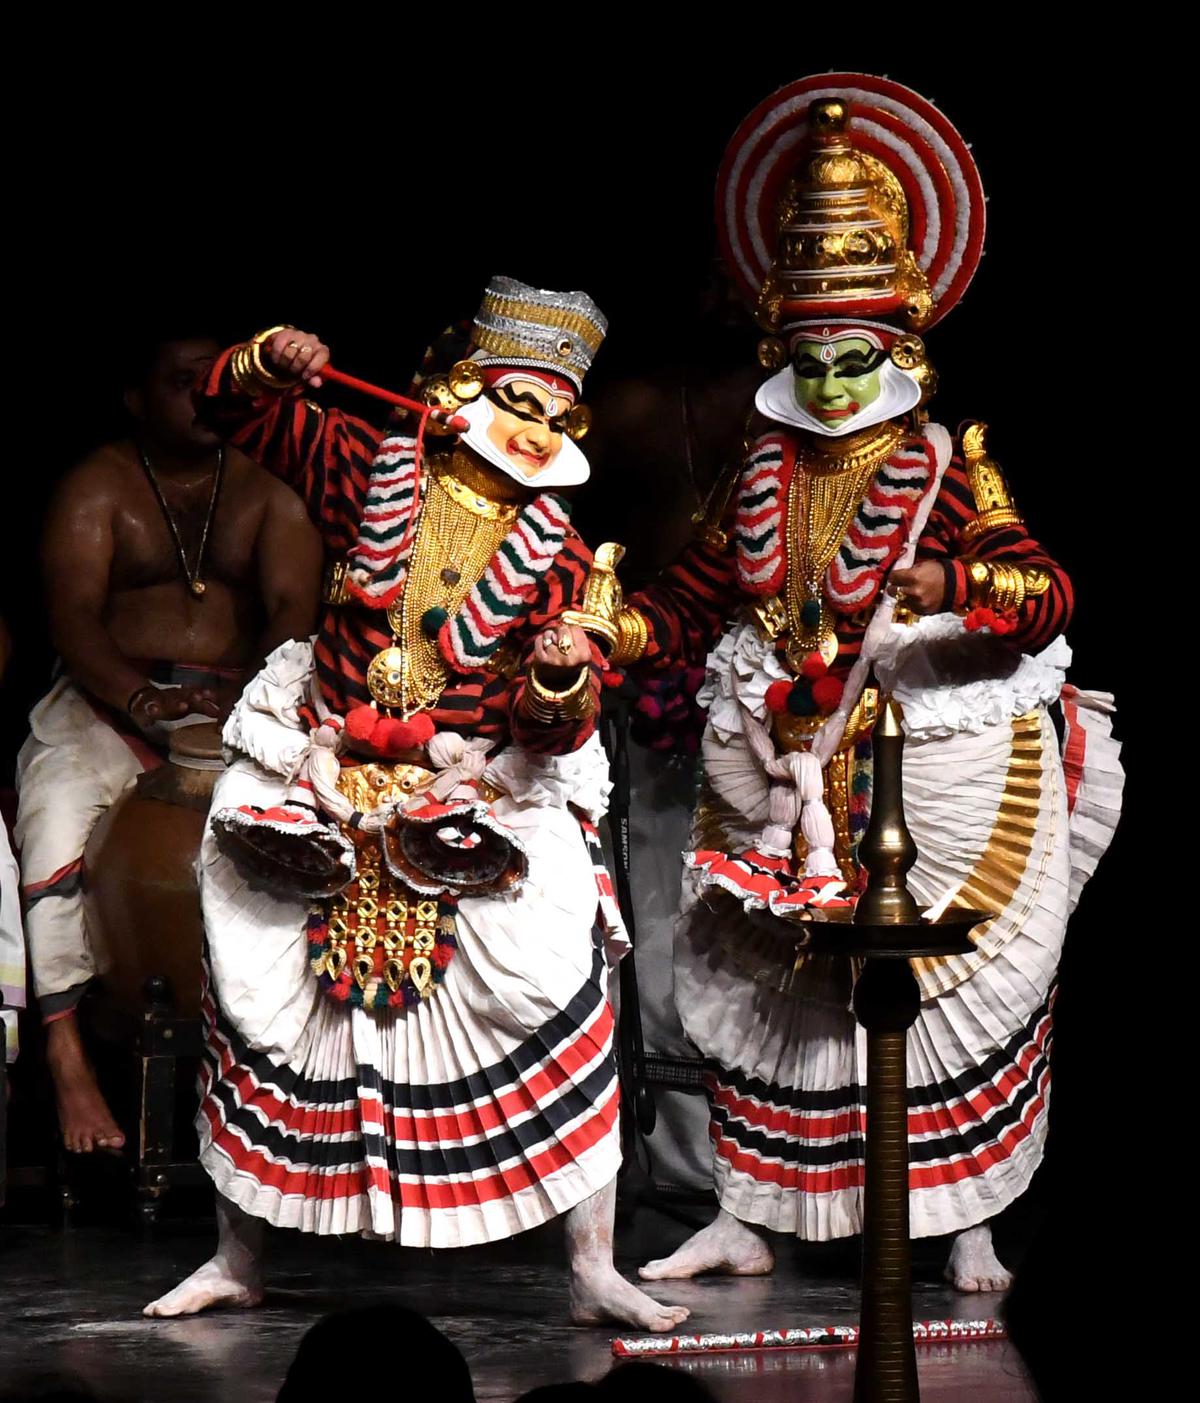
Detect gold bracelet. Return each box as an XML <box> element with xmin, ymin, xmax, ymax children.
<box><xmin>965</xmin><ymin>560</ymin><xmax>1030</xmax><ymax>614</ymax></box>
<box><xmin>519</xmin><ymin>664</ymin><xmax>593</xmax><ymax>724</ymax></box>
<box><xmin>610</xmin><ymin>606</ymin><xmax>650</xmax><ymax>666</ymax></box>
<box><xmin>249</xmin><ymin>324</ymin><xmax>300</xmax><ymax>390</ymax></box>
<box><xmin>229</xmin><ymin>342</ymin><xmax>267</xmax><ymax>396</ymax></box>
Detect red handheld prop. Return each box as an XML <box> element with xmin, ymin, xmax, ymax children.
<box><xmin>320</xmin><ymin>364</ymin><xmax>470</xmax><ymax>435</ymax></box>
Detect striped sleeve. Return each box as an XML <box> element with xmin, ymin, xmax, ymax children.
<box><xmin>627</xmin><ymin>535</ymin><xmax>738</xmax><ymax>671</ymax></box>
<box><xmin>195</xmin><ymin>346</ymin><xmax>383</xmax><ymax>549</ymax></box>
<box><xmin>918</xmin><ymin>455</ymin><xmax>1074</xmax><ymax>651</ymax></box>
<box><xmin>508</xmin><ymin>528</ymin><xmax>603</xmax><ymax>755</ymax></box>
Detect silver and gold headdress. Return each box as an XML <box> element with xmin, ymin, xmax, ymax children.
<box><xmin>470</xmin><ymin>276</ymin><xmax>607</xmax><ymax>393</ymax></box>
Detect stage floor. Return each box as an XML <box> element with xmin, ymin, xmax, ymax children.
<box><xmin>0</xmin><ymin>1212</ymin><xmax>1035</xmax><ymax>1402</ymax></box>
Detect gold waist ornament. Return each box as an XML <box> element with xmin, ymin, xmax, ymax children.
<box><xmin>366</xmin><ymin>453</ymin><xmax>520</xmax><ymax>716</ymax></box>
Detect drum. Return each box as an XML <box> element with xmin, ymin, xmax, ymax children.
<box><xmin>83</xmin><ymin>722</ymin><xmax>224</xmax><ymax>1020</ymax></box>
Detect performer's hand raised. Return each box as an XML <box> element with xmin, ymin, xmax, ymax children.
<box><xmin>263</xmin><ymin>329</ymin><xmax>329</xmax><ymax>387</ymax></box>
<box><xmin>886</xmin><ymin>562</ymin><xmax>946</xmax><ymax>615</ymax></box>
<box><xmin>532</xmin><ymin>623</ymin><xmax>591</xmax><ymax>676</ymax></box>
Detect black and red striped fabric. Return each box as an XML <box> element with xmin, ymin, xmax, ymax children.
<box><xmin>631</xmin><ymin>430</ymin><xmax>1072</xmax><ymax>676</ymax></box>
<box><xmin>196</xmin><ymin>349</ymin><xmax>600</xmax><ymax>755</ymax></box>
<box><xmin>705</xmin><ymin>983</ymin><xmax>1053</xmax><ymax>1202</ymax></box>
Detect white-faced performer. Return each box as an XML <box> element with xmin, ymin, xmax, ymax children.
<box><xmin>143</xmin><ymin>280</ymin><xmax>690</xmax><ymax>1333</ymax></box>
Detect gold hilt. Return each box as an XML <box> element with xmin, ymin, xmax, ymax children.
<box><xmin>561</xmin><ymin>542</ymin><xmax>627</xmax><ymax>652</ymax></box>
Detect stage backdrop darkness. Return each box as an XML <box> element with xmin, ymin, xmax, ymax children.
<box><xmin>9</xmin><ymin>49</ymin><xmax>1143</xmax><ymax>1329</ymax></box>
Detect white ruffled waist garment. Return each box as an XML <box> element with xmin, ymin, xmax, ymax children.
<box><xmin>196</xmin><ymin>640</ymin><xmax>627</xmax><ymax>1248</ymax></box>
<box><xmin>674</xmin><ymin>612</ymin><xmax>1123</xmax><ymax>1240</ymax></box>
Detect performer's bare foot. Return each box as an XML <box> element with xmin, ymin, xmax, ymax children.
<box><xmin>944</xmin><ymin>1224</ymin><xmax>1012</xmax><ymax>1293</ymax></box>
<box><xmin>144</xmin><ymin>1196</ymin><xmax>264</xmax><ymax>1317</ymax></box>
<box><xmin>570</xmin><ymin>1262</ymin><xmax>690</xmax><ymax>1333</ymax></box>
<box><xmin>565</xmin><ymin>1178</ymin><xmax>689</xmax><ymax>1332</ymax></box>
<box><xmin>638</xmin><ymin>1207</ymin><xmax>775</xmax><ymax>1281</ymax></box>
<box><xmin>45</xmin><ymin>1014</ymin><xmax>125</xmax><ymax>1154</ymax></box>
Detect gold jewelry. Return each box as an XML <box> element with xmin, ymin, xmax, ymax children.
<box><xmin>370</xmin><ymin>454</ymin><xmax>516</xmax><ymax>715</ymax></box>
<box><xmin>249</xmin><ymin>324</ymin><xmax>300</xmax><ymax>390</ymax></box>
<box><xmin>557</xmin><ymin>632</ymin><xmax>573</xmax><ymax>653</ymax></box>
<box><xmin>964</xmin><ymin>560</ymin><xmax>1048</xmax><ymax>614</ymax></box>
<box><xmin>520</xmin><ymin>664</ymin><xmax>593</xmax><ymax>724</ymax></box>
<box><xmin>610</xmin><ymin>606</ymin><xmax>649</xmax><ymax>666</ymax></box>
<box><xmin>960</xmin><ymin>424</ymin><xmax>1023</xmax><ymax>545</ymax></box>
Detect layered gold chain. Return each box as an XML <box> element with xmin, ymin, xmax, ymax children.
<box><xmin>367</xmin><ymin>453</ymin><xmax>519</xmax><ymax>716</ymax></box>
<box><xmin>783</xmin><ymin>422</ymin><xmax>905</xmax><ymax>668</ymax></box>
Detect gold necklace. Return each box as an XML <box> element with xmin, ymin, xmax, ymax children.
<box><xmin>366</xmin><ymin>455</ymin><xmax>522</xmax><ymax>717</ymax></box>
<box><xmin>784</xmin><ymin>424</ymin><xmax>903</xmax><ymax>670</ymax></box>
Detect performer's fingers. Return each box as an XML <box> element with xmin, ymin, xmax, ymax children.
<box><xmin>302</xmin><ymin>345</ymin><xmax>330</xmax><ymax>383</ymax></box>
<box><xmin>268</xmin><ymin>330</ymin><xmax>296</xmax><ymax>367</ymax></box>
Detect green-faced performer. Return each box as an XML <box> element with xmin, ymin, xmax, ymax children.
<box><xmin>610</xmin><ymin>76</ymin><xmax>1123</xmax><ymax>1292</ymax></box>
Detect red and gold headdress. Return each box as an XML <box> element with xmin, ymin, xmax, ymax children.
<box><xmin>717</xmin><ymin>74</ymin><xmax>986</xmax><ymax>334</ymax></box>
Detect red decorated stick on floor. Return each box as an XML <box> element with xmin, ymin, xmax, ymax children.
<box><xmin>320</xmin><ymin>364</ymin><xmax>471</xmax><ymax>434</ymax></box>
<box><xmin>611</xmin><ymin>1318</ymin><xmax>1007</xmax><ymax>1358</ymax></box>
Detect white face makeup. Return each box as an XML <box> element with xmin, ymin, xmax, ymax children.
<box><xmin>457</xmin><ymin>389</ymin><xmax>591</xmax><ymax>488</ymax></box>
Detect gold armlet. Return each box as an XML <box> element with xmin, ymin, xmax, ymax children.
<box><xmin>959</xmin><ymin>422</ymin><xmax>1023</xmax><ymax>546</ymax></box>
<box><xmin>248</xmin><ymin>324</ymin><xmax>300</xmax><ymax>391</ymax></box>
<box><xmin>609</xmin><ymin>606</ymin><xmax>649</xmax><ymax>666</ymax></box>
<box><xmin>561</xmin><ymin>542</ymin><xmax>626</xmax><ymax>652</ymax></box>
<box><xmin>965</xmin><ymin>561</ymin><xmax>1049</xmax><ymax>614</ymax></box>
<box><xmin>519</xmin><ymin>665</ymin><xmax>593</xmax><ymax>724</ymax></box>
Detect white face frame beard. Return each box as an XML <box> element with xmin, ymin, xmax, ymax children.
<box><xmin>754</xmin><ymin>359</ymin><xmax>922</xmax><ymax>437</ymax></box>
<box><xmin>454</xmin><ymin>395</ymin><xmax>590</xmax><ymax>488</ymax></box>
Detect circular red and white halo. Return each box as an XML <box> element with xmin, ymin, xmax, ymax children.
<box><xmin>716</xmin><ymin>73</ymin><xmax>986</xmax><ymax>329</ymax></box>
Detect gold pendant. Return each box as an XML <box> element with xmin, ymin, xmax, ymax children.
<box><xmin>367</xmin><ymin>646</ymin><xmax>407</xmax><ymax>708</ymax></box>
<box><xmin>409</xmin><ymin>956</ymin><xmax>433</xmax><ymax>998</ymax></box>
<box><xmin>191</xmin><ymin>579</ymin><xmax>206</xmax><ymax>597</ymax></box>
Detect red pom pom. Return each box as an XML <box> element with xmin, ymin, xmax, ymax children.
<box><xmin>812</xmin><ymin>676</ymin><xmax>844</xmax><ymax>714</ymax></box>
<box><xmin>370</xmin><ymin>717</ymin><xmax>407</xmax><ymax>754</ymax></box>
<box><xmin>992</xmin><ymin>610</ymin><xmax>1019</xmax><ymax>636</ymax></box>
<box><xmin>765</xmin><ymin>680</ymin><xmax>793</xmax><ymax>714</ymax></box>
<box><xmin>963</xmin><ymin>607</ymin><xmax>997</xmax><ymax>634</ymax></box>
<box><xmin>602</xmin><ymin>670</ymin><xmax>624</xmax><ymax>690</ymax></box>
<box><xmin>800</xmin><ymin>652</ymin><xmax>828</xmax><ymax>680</ymax></box>
<box><xmin>328</xmin><ymin>979</ymin><xmax>351</xmax><ymax>1002</ymax></box>
<box><xmin>346</xmin><ymin>706</ymin><xmax>378</xmax><ymax>742</ymax></box>
<box><xmin>395</xmin><ymin>712</ymin><xmax>436</xmax><ymax>748</ymax></box>
<box><xmin>432</xmin><ymin>943</ymin><xmax>455</xmax><ymax>968</ymax></box>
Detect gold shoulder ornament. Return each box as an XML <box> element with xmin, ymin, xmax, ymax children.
<box><xmin>960</xmin><ymin>423</ymin><xmax>1023</xmax><ymax>546</ymax></box>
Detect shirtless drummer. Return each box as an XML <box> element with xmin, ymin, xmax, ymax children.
<box><xmin>16</xmin><ymin>333</ymin><xmax>322</xmax><ymax>1154</ymax></box>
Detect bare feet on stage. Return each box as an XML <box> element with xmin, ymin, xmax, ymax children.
<box><xmin>944</xmin><ymin>1224</ymin><xmax>1013</xmax><ymax>1293</ymax></box>
<box><xmin>45</xmin><ymin>1014</ymin><xmax>125</xmax><ymax>1154</ymax></box>
<box><xmin>566</xmin><ymin>1179</ymin><xmax>690</xmax><ymax>1332</ymax></box>
<box><xmin>144</xmin><ymin>1197</ymin><xmax>265</xmax><ymax>1318</ymax></box>
<box><xmin>638</xmin><ymin>1207</ymin><xmax>775</xmax><ymax>1281</ymax></box>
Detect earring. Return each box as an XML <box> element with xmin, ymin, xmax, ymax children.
<box><xmin>564</xmin><ymin>405</ymin><xmax>593</xmax><ymax>442</ymax></box>
<box><xmin>446</xmin><ymin>360</ymin><xmax>484</xmax><ymax>402</ymax></box>
<box><xmin>757</xmin><ymin>337</ymin><xmax>787</xmax><ymax>370</ymax></box>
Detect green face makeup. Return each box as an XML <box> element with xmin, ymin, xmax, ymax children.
<box><xmin>790</xmin><ymin>337</ymin><xmax>886</xmax><ymax>427</ymax></box>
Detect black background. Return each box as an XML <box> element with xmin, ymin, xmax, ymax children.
<box><xmin>7</xmin><ymin>37</ymin><xmax>1150</xmax><ymax>1391</ymax></box>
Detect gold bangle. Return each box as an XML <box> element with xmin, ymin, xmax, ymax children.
<box><xmin>249</xmin><ymin>324</ymin><xmax>300</xmax><ymax>390</ymax></box>
<box><xmin>229</xmin><ymin>342</ymin><xmax>265</xmax><ymax>396</ymax></box>
<box><xmin>520</xmin><ymin>664</ymin><xmax>592</xmax><ymax>724</ymax></box>
<box><xmin>610</xmin><ymin>606</ymin><xmax>649</xmax><ymax>666</ymax></box>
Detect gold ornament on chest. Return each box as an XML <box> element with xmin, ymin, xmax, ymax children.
<box><xmin>365</xmin><ymin>454</ymin><xmax>522</xmax><ymax>716</ymax></box>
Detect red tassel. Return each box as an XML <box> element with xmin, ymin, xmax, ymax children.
<box><xmin>812</xmin><ymin>676</ymin><xmax>844</xmax><ymax>714</ymax></box>
<box><xmin>346</xmin><ymin>706</ymin><xmax>378</xmax><ymax>742</ymax></box>
<box><xmin>765</xmin><ymin>680</ymin><xmax>793</xmax><ymax>715</ymax></box>
<box><xmin>800</xmin><ymin>652</ymin><xmax>828</xmax><ymax>680</ymax></box>
<box><xmin>371</xmin><ymin>717</ymin><xmax>407</xmax><ymax>754</ymax></box>
<box><xmin>395</xmin><ymin>712</ymin><xmax>436</xmax><ymax>747</ymax></box>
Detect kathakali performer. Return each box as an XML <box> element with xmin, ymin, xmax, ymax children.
<box><xmin>144</xmin><ymin>279</ymin><xmax>690</xmax><ymax>1333</ymax></box>
<box><xmin>608</xmin><ymin>76</ymin><xmax>1122</xmax><ymax>1290</ymax></box>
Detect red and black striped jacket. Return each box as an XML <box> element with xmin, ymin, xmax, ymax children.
<box><xmin>631</xmin><ymin>426</ymin><xmax>1072</xmax><ymax>682</ymax></box>
<box><xmin>196</xmin><ymin>348</ymin><xmax>600</xmax><ymax>755</ymax></box>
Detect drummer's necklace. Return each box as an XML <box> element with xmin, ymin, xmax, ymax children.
<box><xmin>136</xmin><ymin>443</ymin><xmax>225</xmax><ymax>598</ymax></box>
